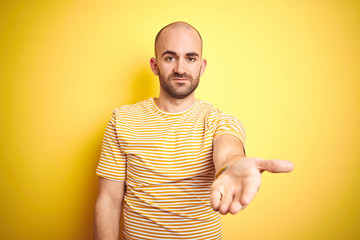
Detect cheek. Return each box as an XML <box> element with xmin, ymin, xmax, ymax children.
<box><xmin>158</xmin><ymin>64</ymin><xmax>172</xmax><ymax>74</ymax></box>
<box><xmin>190</xmin><ymin>64</ymin><xmax>202</xmax><ymax>74</ymax></box>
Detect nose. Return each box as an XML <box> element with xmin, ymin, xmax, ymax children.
<box><xmin>174</xmin><ymin>58</ymin><xmax>186</xmax><ymax>75</ymax></box>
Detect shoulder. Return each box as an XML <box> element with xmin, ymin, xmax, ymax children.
<box><xmin>196</xmin><ymin>99</ymin><xmax>225</xmax><ymax>117</ymax></box>
<box><xmin>196</xmin><ymin>99</ymin><xmax>219</xmax><ymax>113</ymax></box>
<box><xmin>199</xmin><ymin>100</ymin><xmax>243</xmax><ymax>127</ymax></box>
<box><xmin>113</xmin><ymin>98</ymin><xmax>153</xmax><ymax>117</ymax></box>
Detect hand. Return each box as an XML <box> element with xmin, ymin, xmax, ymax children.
<box><xmin>210</xmin><ymin>157</ymin><xmax>294</xmax><ymax>215</ymax></box>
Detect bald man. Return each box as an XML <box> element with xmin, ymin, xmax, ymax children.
<box><xmin>94</xmin><ymin>22</ymin><xmax>294</xmax><ymax>240</ymax></box>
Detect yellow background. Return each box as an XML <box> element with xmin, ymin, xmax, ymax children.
<box><xmin>1</xmin><ymin>0</ymin><xmax>359</xmax><ymax>239</ymax></box>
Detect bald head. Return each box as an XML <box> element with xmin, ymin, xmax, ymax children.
<box><xmin>154</xmin><ymin>22</ymin><xmax>203</xmax><ymax>58</ymax></box>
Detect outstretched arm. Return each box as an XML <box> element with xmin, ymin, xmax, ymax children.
<box><xmin>210</xmin><ymin>134</ymin><xmax>294</xmax><ymax>215</ymax></box>
<box><xmin>95</xmin><ymin>177</ymin><xmax>125</xmax><ymax>240</ymax></box>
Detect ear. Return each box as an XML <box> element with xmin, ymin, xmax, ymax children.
<box><xmin>200</xmin><ymin>58</ymin><xmax>207</xmax><ymax>76</ymax></box>
<box><xmin>150</xmin><ymin>57</ymin><xmax>159</xmax><ymax>76</ymax></box>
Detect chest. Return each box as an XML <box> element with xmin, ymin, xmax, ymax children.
<box><xmin>116</xmin><ymin>114</ymin><xmax>213</xmax><ymax>154</ymax></box>
<box><xmin>115</xmin><ymin>108</ymin><xmax>216</xmax><ymax>184</ymax></box>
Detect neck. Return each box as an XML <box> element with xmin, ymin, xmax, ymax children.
<box><xmin>155</xmin><ymin>92</ymin><xmax>195</xmax><ymax>113</ymax></box>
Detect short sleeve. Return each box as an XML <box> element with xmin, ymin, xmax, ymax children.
<box><xmin>208</xmin><ymin>108</ymin><xmax>246</xmax><ymax>145</ymax></box>
<box><xmin>96</xmin><ymin>110</ymin><xmax>127</xmax><ymax>181</ymax></box>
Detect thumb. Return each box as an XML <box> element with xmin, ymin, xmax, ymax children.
<box><xmin>255</xmin><ymin>158</ymin><xmax>294</xmax><ymax>173</ymax></box>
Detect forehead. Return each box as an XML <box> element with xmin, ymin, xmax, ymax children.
<box><xmin>156</xmin><ymin>27</ymin><xmax>202</xmax><ymax>56</ymax></box>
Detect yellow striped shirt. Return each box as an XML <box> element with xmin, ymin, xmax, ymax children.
<box><xmin>96</xmin><ymin>98</ymin><xmax>246</xmax><ymax>240</ymax></box>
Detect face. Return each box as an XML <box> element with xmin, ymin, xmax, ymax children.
<box><xmin>151</xmin><ymin>26</ymin><xmax>207</xmax><ymax>99</ymax></box>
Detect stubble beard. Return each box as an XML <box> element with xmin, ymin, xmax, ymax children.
<box><xmin>158</xmin><ymin>71</ymin><xmax>200</xmax><ymax>99</ymax></box>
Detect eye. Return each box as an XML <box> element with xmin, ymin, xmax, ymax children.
<box><xmin>165</xmin><ymin>56</ymin><xmax>175</xmax><ymax>61</ymax></box>
<box><xmin>187</xmin><ymin>57</ymin><xmax>196</xmax><ymax>62</ymax></box>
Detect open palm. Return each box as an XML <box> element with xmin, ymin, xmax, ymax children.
<box><xmin>210</xmin><ymin>157</ymin><xmax>294</xmax><ymax>215</ymax></box>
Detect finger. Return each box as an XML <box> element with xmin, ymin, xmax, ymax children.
<box><xmin>210</xmin><ymin>190</ymin><xmax>222</xmax><ymax>211</ymax></box>
<box><xmin>240</xmin><ymin>179</ymin><xmax>261</xmax><ymax>207</ymax></box>
<box><xmin>219</xmin><ymin>189</ymin><xmax>233</xmax><ymax>215</ymax></box>
<box><xmin>256</xmin><ymin>159</ymin><xmax>294</xmax><ymax>173</ymax></box>
<box><xmin>229</xmin><ymin>190</ymin><xmax>243</xmax><ymax>215</ymax></box>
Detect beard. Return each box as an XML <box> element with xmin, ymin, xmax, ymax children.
<box><xmin>158</xmin><ymin>71</ymin><xmax>200</xmax><ymax>99</ymax></box>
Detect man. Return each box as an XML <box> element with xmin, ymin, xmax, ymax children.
<box><xmin>94</xmin><ymin>22</ymin><xmax>294</xmax><ymax>240</ymax></box>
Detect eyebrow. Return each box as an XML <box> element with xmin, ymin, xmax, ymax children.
<box><xmin>186</xmin><ymin>52</ymin><xmax>199</xmax><ymax>57</ymax></box>
<box><xmin>161</xmin><ymin>51</ymin><xmax>176</xmax><ymax>57</ymax></box>
<box><xmin>161</xmin><ymin>51</ymin><xmax>200</xmax><ymax>57</ymax></box>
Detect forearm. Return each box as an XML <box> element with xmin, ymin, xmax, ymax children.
<box><xmin>94</xmin><ymin>197</ymin><xmax>123</xmax><ymax>240</ymax></box>
<box><xmin>213</xmin><ymin>135</ymin><xmax>246</xmax><ymax>175</ymax></box>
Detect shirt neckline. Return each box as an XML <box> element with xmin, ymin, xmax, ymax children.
<box><xmin>150</xmin><ymin>97</ymin><xmax>198</xmax><ymax>116</ymax></box>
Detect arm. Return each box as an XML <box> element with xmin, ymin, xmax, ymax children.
<box><xmin>94</xmin><ymin>177</ymin><xmax>126</xmax><ymax>240</ymax></box>
<box><xmin>210</xmin><ymin>134</ymin><xmax>294</xmax><ymax>215</ymax></box>
<box><xmin>212</xmin><ymin>134</ymin><xmax>246</xmax><ymax>176</ymax></box>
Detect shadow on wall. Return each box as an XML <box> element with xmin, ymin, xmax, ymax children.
<box><xmin>128</xmin><ymin>65</ymin><xmax>158</xmax><ymax>104</ymax></box>
<box><xmin>73</xmin><ymin>127</ymin><xmax>106</xmax><ymax>240</ymax></box>
<box><xmin>80</xmin><ymin>65</ymin><xmax>158</xmax><ymax>239</ymax></box>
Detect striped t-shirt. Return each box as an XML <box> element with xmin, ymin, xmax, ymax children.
<box><xmin>96</xmin><ymin>98</ymin><xmax>246</xmax><ymax>240</ymax></box>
